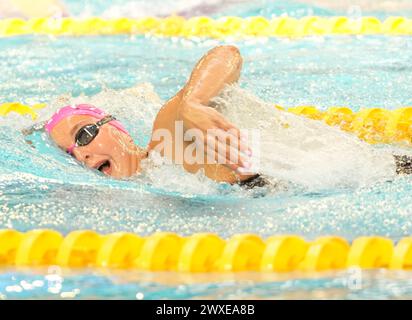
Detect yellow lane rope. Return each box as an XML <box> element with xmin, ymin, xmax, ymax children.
<box><xmin>1</xmin><ymin>16</ymin><xmax>412</xmax><ymax>38</ymax></box>
<box><xmin>0</xmin><ymin>229</ymin><xmax>410</xmax><ymax>272</ymax></box>
<box><xmin>0</xmin><ymin>102</ymin><xmax>46</xmax><ymax>120</ymax></box>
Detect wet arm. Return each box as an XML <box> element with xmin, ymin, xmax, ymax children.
<box><xmin>148</xmin><ymin>45</ymin><xmax>250</xmax><ymax>174</ymax></box>
<box><xmin>149</xmin><ymin>45</ymin><xmax>244</xmax><ymax>138</ymax></box>
<box><xmin>181</xmin><ymin>45</ymin><xmax>243</xmax><ymax>106</ymax></box>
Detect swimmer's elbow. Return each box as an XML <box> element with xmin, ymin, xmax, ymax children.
<box><xmin>222</xmin><ymin>44</ymin><xmax>240</xmax><ymax>53</ymax></box>
<box><xmin>210</xmin><ymin>45</ymin><xmax>243</xmax><ymax>80</ymax></box>
<box><xmin>214</xmin><ymin>44</ymin><xmax>240</xmax><ymax>53</ymax></box>
<box><xmin>213</xmin><ymin>45</ymin><xmax>242</xmax><ymax>61</ymax></box>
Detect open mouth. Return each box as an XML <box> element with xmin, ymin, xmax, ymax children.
<box><xmin>96</xmin><ymin>160</ymin><xmax>112</xmax><ymax>175</ymax></box>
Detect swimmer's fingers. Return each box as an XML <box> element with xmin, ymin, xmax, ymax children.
<box><xmin>219</xmin><ymin>131</ymin><xmax>250</xmax><ymax>170</ymax></box>
<box><xmin>213</xmin><ymin>118</ymin><xmax>251</xmax><ymax>156</ymax></box>
<box><xmin>212</xmin><ymin>128</ymin><xmax>251</xmax><ymax>161</ymax></box>
<box><xmin>212</xmin><ymin>113</ymin><xmax>237</xmax><ymax>131</ymax></box>
<box><xmin>204</xmin><ymin>141</ymin><xmax>241</xmax><ymax>173</ymax></box>
<box><xmin>182</xmin><ymin>103</ymin><xmax>250</xmax><ymax>154</ymax></box>
<box><xmin>204</xmin><ymin>134</ymin><xmax>251</xmax><ymax>172</ymax></box>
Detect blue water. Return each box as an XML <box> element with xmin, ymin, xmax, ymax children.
<box><xmin>64</xmin><ymin>0</ymin><xmax>334</xmax><ymax>18</ymax></box>
<box><xmin>2</xmin><ymin>268</ymin><xmax>412</xmax><ymax>299</ymax></box>
<box><xmin>1</xmin><ymin>0</ymin><xmax>412</xmax><ymax>299</ymax></box>
<box><xmin>63</xmin><ymin>0</ymin><xmax>412</xmax><ymax>19</ymax></box>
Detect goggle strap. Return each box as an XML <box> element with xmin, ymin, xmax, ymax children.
<box><xmin>96</xmin><ymin>115</ymin><xmax>116</xmax><ymax>127</ymax></box>
<box><xmin>67</xmin><ymin>143</ymin><xmax>76</xmax><ymax>155</ymax></box>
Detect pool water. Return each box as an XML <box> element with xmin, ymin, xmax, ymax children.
<box><xmin>63</xmin><ymin>0</ymin><xmax>412</xmax><ymax>20</ymax></box>
<box><xmin>1</xmin><ymin>0</ymin><xmax>412</xmax><ymax>299</ymax></box>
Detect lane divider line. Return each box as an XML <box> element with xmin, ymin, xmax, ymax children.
<box><xmin>1</xmin><ymin>229</ymin><xmax>412</xmax><ymax>272</ymax></box>
<box><xmin>1</xmin><ymin>16</ymin><xmax>412</xmax><ymax>38</ymax></box>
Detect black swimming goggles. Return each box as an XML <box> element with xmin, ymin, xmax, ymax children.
<box><xmin>67</xmin><ymin>115</ymin><xmax>115</xmax><ymax>154</ymax></box>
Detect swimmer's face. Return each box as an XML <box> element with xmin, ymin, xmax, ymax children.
<box><xmin>50</xmin><ymin>115</ymin><xmax>144</xmax><ymax>178</ymax></box>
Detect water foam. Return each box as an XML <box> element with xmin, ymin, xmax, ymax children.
<box><xmin>213</xmin><ymin>85</ymin><xmax>398</xmax><ymax>190</ymax></box>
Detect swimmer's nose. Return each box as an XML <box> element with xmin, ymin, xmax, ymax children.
<box><xmin>73</xmin><ymin>149</ymin><xmax>93</xmax><ymax>166</ymax></box>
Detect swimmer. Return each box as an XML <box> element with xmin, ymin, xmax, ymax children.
<box><xmin>46</xmin><ymin>45</ymin><xmax>261</xmax><ymax>186</ymax></box>
<box><xmin>45</xmin><ymin>45</ymin><xmax>412</xmax><ymax>187</ymax></box>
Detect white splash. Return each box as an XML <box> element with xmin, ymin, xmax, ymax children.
<box><xmin>213</xmin><ymin>85</ymin><xmax>398</xmax><ymax>190</ymax></box>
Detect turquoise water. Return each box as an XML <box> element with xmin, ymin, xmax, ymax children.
<box><xmin>1</xmin><ymin>0</ymin><xmax>412</xmax><ymax>299</ymax></box>
<box><xmin>2</xmin><ymin>269</ymin><xmax>412</xmax><ymax>299</ymax></box>
<box><xmin>64</xmin><ymin>0</ymin><xmax>334</xmax><ymax>18</ymax></box>
<box><xmin>63</xmin><ymin>0</ymin><xmax>412</xmax><ymax>19</ymax></box>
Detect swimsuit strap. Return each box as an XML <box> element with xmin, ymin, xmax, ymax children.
<box><xmin>238</xmin><ymin>174</ymin><xmax>270</xmax><ymax>189</ymax></box>
<box><xmin>394</xmin><ymin>154</ymin><xmax>412</xmax><ymax>175</ymax></box>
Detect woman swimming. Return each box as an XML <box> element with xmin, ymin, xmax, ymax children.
<box><xmin>45</xmin><ymin>45</ymin><xmax>412</xmax><ymax>188</ymax></box>
<box><xmin>46</xmin><ymin>45</ymin><xmax>260</xmax><ymax>185</ymax></box>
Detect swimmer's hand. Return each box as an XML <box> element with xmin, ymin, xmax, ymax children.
<box><xmin>179</xmin><ymin>100</ymin><xmax>252</xmax><ymax>173</ymax></box>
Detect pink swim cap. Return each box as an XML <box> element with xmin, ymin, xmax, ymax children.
<box><xmin>44</xmin><ymin>104</ymin><xmax>129</xmax><ymax>136</ymax></box>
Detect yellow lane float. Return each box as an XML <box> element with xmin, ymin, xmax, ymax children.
<box><xmin>2</xmin><ymin>229</ymin><xmax>412</xmax><ymax>273</ymax></box>
<box><xmin>0</xmin><ymin>102</ymin><xmax>45</xmax><ymax>120</ymax></box>
<box><xmin>177</xmin><ymin>233</ymin><xmax>225</xmax><ymax>272</ymax></box>
<box><xmin>56</xmin><ymin>230</ymin><xmax>102</xmax><ymax>267</ymax></box>
<box><xmin>286</xmin><ymin>105</ymin><xmax>412</xmax><ymax>145</ymax></box>
<box><xmin>1</xmin><ymin>16</ymin><xmax>412</xmax><ymax>38</ymax></box>
<box><xmin>14</xmin><ymin>229</ymin><xmax>64</xmax><ymax>266</ymax></box>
